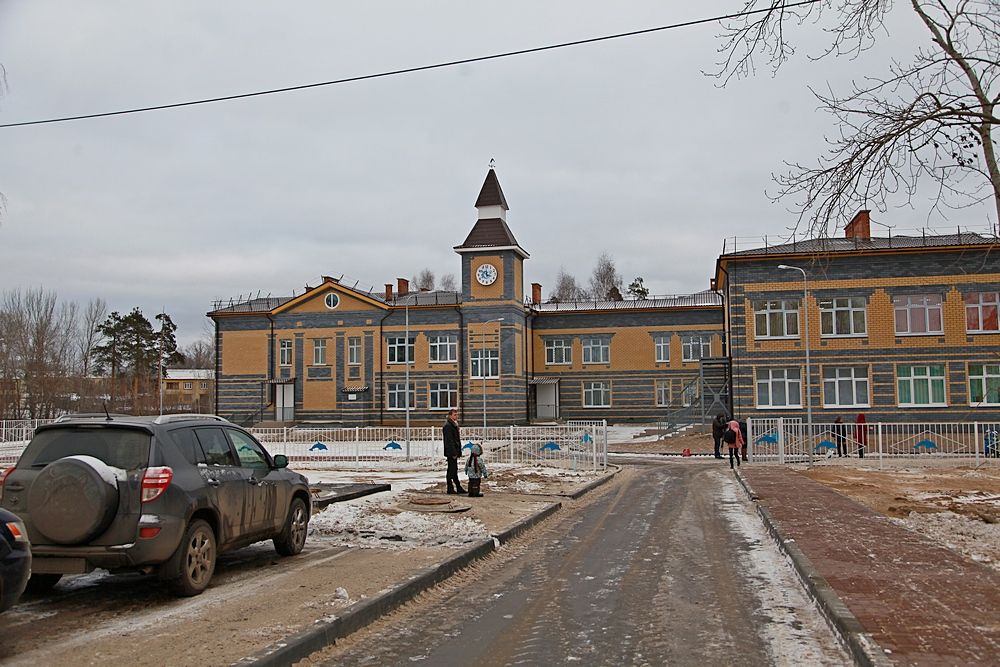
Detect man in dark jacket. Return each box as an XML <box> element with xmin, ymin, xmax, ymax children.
<box><xmin>443</xmin><ymin>409</ymin><xmax>465</xmax><ymax>494</ymax></box>
<box><xmin>711</xmin><ymin>413</ymin><xmax>726</xmax><ymax>459</ymax></box>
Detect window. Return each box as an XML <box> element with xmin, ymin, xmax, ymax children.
<box><xmin>279</xmin><ymin>340</ymin><xmax>292</xmax><ymax>366</ymax></box>
<box><xmin>820</xmin><ymin>297</ymin><xmax>867</xmax><ymax>336</ymax></box>
<box><xmin>965</xmin><ymin>292</ymin><xmax>1000</xmax><ymax>332</ymax></box>
<box><xmin>429</xmin><ymin>336</ymin><xmax>457</xmax><ymax>363</ymax></box>
<box><xmin>682</xmin><ymin>335</ymin><xmax>712</xmax><ymax>362</ymax></box>
<box><xmin>429</xmin><ymin>382</ymin><xmax>457</xmax><ymax>410</ymax></box>
<box><xmin>753</xmin><ymin>300</ymin><xmax>799</xmax><ymax>338</ymax></box>
<box><xmin>583</xmin><ymin>381</ymin><xmax>611</xmax><ymax>408</ymax></box>
<box><xmin>200</xmin><ymin>382</ymin><xmax>209</xmax><ymax>390</ymax></box>
<box><xmin>756</xmin><ymin>368</ymin><xmax>802</xmax><ymax>408</ymax></box>
<box><xmin>386</xmin><ymin>382</ymin><xmax>416</xmax><ymax>410</ymax></box>
<box><xmin>655</xmin><ymin>380</ymin><xmax>670</xmax><ymax>407</ymax></box>
<box><xmin>822</xmin><ymin>366</ymin><xmax>869</xmax><ymax>407</ymax></box>
<box><xmin>173</xmin><ymin>429</ymin><xmax>207</xmax><ymax>466</ymax></box>
<box><xmin>682</xmin><ymin>383</ymin><xmax>698</xmax><ymax>407</ymax></box>
<box><xmin>227</xmin><ymin>430</ymin><xmax>269</xmax><ymax>469</ymax></box>
<box><xmin>348</xmin><ymin>337</ymin><xmax>361</xmax><ymax>366</ymax></box>
<box><xmin>969</xmin><ymin>364</ymin><xmax>1000</xmax><ymax>406</ymax></box>
<box><xmin>654</xmin><ymin>336</ymin><xmax>670</xmax><ymax>363</ymax></box>
<box><xmin>312</xmin><ymin>338</ymin><xmax>327</xmax><ymax>365</ymax></box>
<box><xmin>167</xmin><ymin>382</ymin><xmax>178</xmax><ymax>390</ymax></box>
<box><xmin>387</xmin><ymin>336</ymin><xmax>414</xmax><ymax>364</ymax></box>
<box><xmin>324</xmin><ymin>292</ymin><xmax>340</xmax><ymax>309</ymax></box>
<box><xmin>897</xmin><ymin>365</ymin><xmax>946</xmax><ymax>407</ymax></box>
<box><xmin>194</xmin><ymin>428</ymin><xmax>237</xmax><ymax>466</ymax></box>
<box><xmin>582</xmin><ymin>338</ymin><xmax>610</xmax><ymax>364</ymax></box>
<box><xmin>470</xmin><ymin>349</ymin><xmax>499</xmax><ymax>378</ymax></box>
<box><xmin>545</xmin><ymin>339</ymin><xmax>572</xmax><ymax>365</ymax></box>
<box><xmin>183</xmin><ymin>382</ymin><xmax>193</xmax><ymax>390</ymax></box>
<box><xmin>893</xmin><ymin>294</ymin><xmax>943</xmax><ymax>334</ymax></box>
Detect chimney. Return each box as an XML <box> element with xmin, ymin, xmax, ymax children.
<box><xmin>710</xmin><ymin>278</ymin><xmax>717</xmax><ymax>291</ymax></box>
<box><xmin>845</xmin><ymin>210</ymin><xmax>871</xmax><ymax>241</ymax></box>
<box><xmin>385</xmin><ymin>283</ymin><xmax>394</xmax><ymax>301</ymax></box>
<box><xmin>397</xmin><ymin>277</ymin><xmax>409</xmax><ymax>297</ymax></box>
<box><xmin>531</xmin><ymin>282</ymin><xmax>542</xmax><ymax>305</ymax></box>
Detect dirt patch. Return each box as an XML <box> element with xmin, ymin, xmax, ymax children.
<box><xmin>610</xmin><ymin>430</ymin><xmax>717</xmax><ymax>455</ymax></box>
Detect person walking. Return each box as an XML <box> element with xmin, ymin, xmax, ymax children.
<box><xmin>855</xmin><ymin>413</ymin><xmax>867</xmax><ymax>458</ymax></box>
<box><xmin>724</xmin><ymin>418</ymin><xmax>744</xmax><ymax>469</ymax></box>
<box><xmin>711</xmin><ymin>413</ymin><xmax>726</xmax><ymax>459</ymax></box>
<box><xmin>443</xmin><ymin>409</ymin><xmax>465</xmax><ymax>494</ymax></box>
<box><xmin>465</xmin><ymin>442</ymin><xmax>488</xmax><ymax>497</ymax></box>
<box><xmin>834</xmin><ymin>416</ymin><xmax>848</xmax><ymax>457</ymax></box>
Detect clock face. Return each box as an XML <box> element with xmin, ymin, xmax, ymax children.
<box><xmin>476</xmin><ymin>263</ymin><xmax>498</xmax><ymax>286</ymax></box>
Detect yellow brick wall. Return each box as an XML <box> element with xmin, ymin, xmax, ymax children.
<box><xmin>470</xmin><ymin>255</ymin><xmax>503</xmax><ymax>300</ymax></box>
<box><xmin>221</xmin><ymin>330</ymin><xmax>268</xmax><ymax>374</ymax></box>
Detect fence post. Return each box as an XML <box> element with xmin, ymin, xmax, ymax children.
<box><xmin>355</xmin><ymin>427</ymin><xmax>360</xmax><ymax>469</ymax></box>
<box><xmin>877</xmin><ymin>423</ymin><xmax>883</xmax><ymax>470</ymax></box>
<box><xmin>509</xmin><ymin>425</ymin><xmax>515</xmax><ymax>466</ymax></box>
<box><xmin>975</xmin><ymin>422</ymin><xmax>980</xmax><ymax>466</ymax></box>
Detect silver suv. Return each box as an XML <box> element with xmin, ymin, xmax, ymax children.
<box><xmin>0</xmin><ymin>414</ymin><xmax>311</xmax><ymax>596</ymax></box>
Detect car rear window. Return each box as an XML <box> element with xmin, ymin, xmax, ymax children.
<box><xmin>20</xmin><ymin>427</ymin><xmax>152</xmax><ymax>470</ymax></box>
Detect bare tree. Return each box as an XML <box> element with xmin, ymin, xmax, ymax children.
<box><xmin>439</xmin><ymin>274</ymin><xmax>457</xmax><ymax>291</ymax></box>
<box><xmin>411</xmin><ymin>268</ymin><xmax>436</xmax><ymax>291</ymax></box>
<box><xmin>549</xmin><ymin>267</ymin><xmax>589</xmax><ymax>302</ymax></box>
<box><xmin>714</xmin><ymin>1</ymin><xmax>1000</xmax><ymax>232</ymax></box>
<box><xmin>179</xmin><ymin>338</ymin><xmax>214</xmax><ymax>369</ymax></box>
<box><xmin>77</xmin><ymin>297</ymin><xmax>107</xmax><ymax>376</ymax></box>
<box><xmin>588</xmin><ymin>253</ymin><xmax>623</xmax><ymax>301</ymax></box>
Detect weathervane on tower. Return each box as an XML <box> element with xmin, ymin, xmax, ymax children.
<box><xmin>489</xmin><ymin>158</ymin><xmax>496</xmax><ymax>169</ymax></box>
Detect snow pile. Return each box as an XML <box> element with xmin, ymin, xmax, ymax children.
<box><xmin>309</xmin><ymin>497</ymin><xmax>489</xmax><ymax>550</ymax></box>
<box><xmin>895</xmin><ymin>511</ymin><xmax>1000</xmax><ymax>571</ymax></box>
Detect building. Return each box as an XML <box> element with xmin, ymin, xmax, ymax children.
<box><xmin>716</xmin><ymin>211</ymin><xmax>1000</xmax><ymax>422</ymax></box>
<box><xmin>161</xmin><ymin>369</ymin><xmax>215</xmax><ymax>413</ymax></box>
<box><xmin>208</xmin><ymin>169</ymin><xmax>726</xmax><ymax>426</ymax></box>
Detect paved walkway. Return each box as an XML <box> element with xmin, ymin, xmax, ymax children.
<box><xmin>743</xmin><ymin>467</ymin><xmax>1000</xmax><ymax>666</ymax></box>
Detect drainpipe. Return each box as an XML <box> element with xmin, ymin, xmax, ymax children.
<box><xmin>214</xmin><ymin>317</ymin><xmax>221</xmax><ymax>416</ymax></box>
<box><xmin>377</xmin><ymin>307</ymin><xmax>392</xmax><ymax>426</ymax></box>
<box><xmin>266</xmin><ymin>314</ymin><xmax>275</xmax><ymax>422</ymax></box>
<box><xmin>718</xmin><ymin>262</ymin><xmax>735</xmax><ymax>417</ymax></box>
<box><xmin>455</xmin><ymin>305</ymin><xmax>465</xmax><ymax>424</ymax></box>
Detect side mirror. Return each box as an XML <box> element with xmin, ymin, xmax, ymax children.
<box><xmin>273</xmin><ymin>454</ymin><xmax>289</xmax><ymax>469</ymax></box>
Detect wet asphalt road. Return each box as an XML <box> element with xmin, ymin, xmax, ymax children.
<box><xmin>309</xmin><ymin>460</ymin><xmax>849</xmax><ymax>666</ymax></box>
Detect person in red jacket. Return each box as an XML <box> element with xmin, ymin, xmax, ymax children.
<box><xmin>724</xmin><ymin>418</ymin><xmax>744</xmax><ymax>469</ymax></box>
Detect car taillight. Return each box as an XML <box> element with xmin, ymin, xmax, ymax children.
<box><xmin>0</xmin><ymin>467</ymin><xmax>13</xmax><ymax>502</ymax></box>
<box><xmin>141</xmin><ymin>466</ymin><xmax>173</xmax><ymax>503</ymax></box>
<box><xmin>5</xmin><ymin>520</ymin><xmax>28</xmax><ymax>544</ymax></box>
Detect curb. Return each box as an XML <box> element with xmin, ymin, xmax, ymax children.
<box><xmin>732</xmin><ymin>470</ymin><xmax>892</xmax><ymax>667</ymax></box>
<box><xmin>312</xmin><ymin>484</ymin><xmax>391</xmax><ymax>511</ymax></box>
<box><xmin>564</xmin><ymin>465</ymin><xmax>620</xmax><ymax>499</ymax></box>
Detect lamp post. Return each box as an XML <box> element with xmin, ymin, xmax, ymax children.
<box><xmin>403</xmin><ymin>292</ymin><xmax>418</xmax><ymax>461</ymax></box>
<box><xmin>778</xmin><ymin>264</ymin><xmax>813</xmax><ymax>467</ymax></box>
<box><xmin>479</xmin><ymin>318</ymin><xmax>504</xmax><ymax>432</ymax></box>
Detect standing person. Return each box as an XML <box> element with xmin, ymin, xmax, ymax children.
<box><xmin>711</xmin><ymin>413</ymin><xmax>727</xmax><ymax>460</ymax></box>
<box><xmin>855</xmin><ymin>413</ymin><xmax>867</xmax><ymax>458</ymax></box>
<box><xmin>465</xmin><ymin>442</ymin><xmax>488</xmax><ymax>497</ymax></box>
<box><xmin>738</xmin><ymin>419</ymin><xmax>749</xmax><ymax>462</ymax></box>
<box><xmin>443</xmin><ymin>409</ymin><xmax>465</xmax><ymax>494</ymax></box>
<box><xmin>724</xmin><ymin>418</ymin><xmax>744</xmax><ymax>469</ymax></box>
<box><xmin>834</xmin><ymin>416</ymin><xmax>848</xmax><ymax>457</ymax></box>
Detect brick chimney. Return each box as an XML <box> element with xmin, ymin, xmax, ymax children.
<box><xmin>397</xmin><ymin>277</ymin><xmax>409</xmax><ymax>297</ymax></box>
<box><xmin>845</xmin><ymin>210</ymin><xmax>871</xmax><ymax>241</ymax></box>
<box><xmin>531</xmin><ymin>282</ymin><xmax>542</xmax><ymax>305</ymax></box>
<box><xmin>385</xmin><ymin>283</ymin><xmax>394</xmax><ymax>301</ymax></box>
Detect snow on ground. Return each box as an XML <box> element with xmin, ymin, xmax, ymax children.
<box><xmin>895</xmin><ymin>511</ymin><xmax>1000</xmax><ymax>572</ymax></box>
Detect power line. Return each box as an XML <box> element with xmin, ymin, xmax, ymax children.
<box><xmin>0</xmin><ymin>0</ymin><xmax>820</xmax><ymax>129</ymax></box>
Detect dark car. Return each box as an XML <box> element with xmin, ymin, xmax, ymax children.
<box><xmin>0</xmin><ymin>414</ymin><xmax>310</xmax><ymax>596</ymax></box>
<box><xmin>0</xmin><ymin>507</ymin><xmax>31</xmax><ymax>612</ymax></box>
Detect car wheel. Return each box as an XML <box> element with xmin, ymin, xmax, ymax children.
<box><xmin>25</xmin><ymin>573</ymin><xmax>62</xmax><ymax>593</ymax></box>
<box><xmin>273</xmin><ymin>498</ymin><xmax>308</xmax><ymax>556</ymax></box>
<box><xmin>166</xmin><ymin>519</ymin><xmax>216</xmax><ymax>597</ymax></box>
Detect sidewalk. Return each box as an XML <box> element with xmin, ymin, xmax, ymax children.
<box><xmin>741</xmin><ymin>467</ymin><xmax>1000</xmax><ymax>666</ymax></box>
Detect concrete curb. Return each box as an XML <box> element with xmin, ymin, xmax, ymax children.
<box><xmin>732</xmin><ymin>470</ymin><xmax>892</xmax><ymax>667</ymax></box>
<box><xmin>311</xmin><ymin>484</ymin><xmax>391</xmax><ymax>511</ymax></box>
<box><xmin>564</xmin><ymin>464</ymin><xmax>620</xmax><ymax>499</ymax></box>
<box><xmin>235</xmin><ymin>493</ymin><xmax>579</xmax><ymax>667</ymax></box>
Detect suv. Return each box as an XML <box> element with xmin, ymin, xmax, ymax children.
<box><xmin>0</xmin><ymin>414</ymin><xmax>311</xmax><ymax>596</ymax></box>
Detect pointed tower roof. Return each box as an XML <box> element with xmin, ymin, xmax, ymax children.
<box><xmin>474</xmin><ymin>169</ymin><xmax>508</xmax><ymax>209</ymax></box>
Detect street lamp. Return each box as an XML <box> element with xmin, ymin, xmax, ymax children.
<box><xmin>478</xmin><ymin>318</ymin><xmax>504</xmax><ymax>432</ymax></box>
<box><xmin>403</xmin><ymin>292</ymin><xmax>418</xmax><ymax>461</ymax></box>
<box><xmin>778</xmin><ymin>264</ymin><xmax>813</xmax><ymax>467</ymax></box>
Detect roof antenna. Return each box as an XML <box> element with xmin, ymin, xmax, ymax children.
<box><xmin>103</xmin><ymin>401</ymin><xmax>112</xmax><ymax>421</ymax></box>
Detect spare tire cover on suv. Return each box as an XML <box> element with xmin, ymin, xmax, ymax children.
<box><xmin>27</xmin><ymin>455</ymin><xmax>121</xmax><ymax>545</ymax></box>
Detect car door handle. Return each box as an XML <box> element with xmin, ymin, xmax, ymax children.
<box><xmin>206</xmin><ymin>478</ymin><xmax>222</xmax><ymax>487</ymax></box>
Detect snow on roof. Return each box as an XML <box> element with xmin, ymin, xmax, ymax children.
<box><xmin>165</xmin><ymin>369</ymin><xmax>215</xmax><ymax>380</ymax></box>
<box><xmin>534</xmin><ymin>290</ymin><xmax>722</xmax><ymax>312</ymax></box>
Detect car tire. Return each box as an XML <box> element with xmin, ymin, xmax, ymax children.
<box><xmin>25</xmin><ymin>573</ymin><xmax>62</xmax><ymax>593</ymax></box>
<box><xmin>165</xmin><ymin>519</ymin><xmax>216</xmax><ymax>597</ymax></box>
<box><xmin>273</xmin><ymin>498</ymin><xmax>308</xmax><ymax>556</ymax></box>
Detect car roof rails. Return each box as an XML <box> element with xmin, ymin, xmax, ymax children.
<box><xmin>152</xmin><ymin>414</ymin><xmax>231</xmax><ymax>425</ymax></box>
<box><xmin>54</xmin><ymin>413</ymin><xmax>133</xmax><ymax>423</ymax></box>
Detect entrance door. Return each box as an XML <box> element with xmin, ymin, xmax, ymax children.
<box><xmin>535</xmin><ymin>383</ymin><xmax>558</xmax><ymax>419</ymax></box>
<box><xmin>276</xmin><ymin>383</ymin><xmax>294</xmax><ymax>421</ymax></box>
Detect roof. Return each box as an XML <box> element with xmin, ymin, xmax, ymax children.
<box><xmin>165</xmin><ymin>369</ymin><xmax>214</xmax><ymax>380</ymax></box>
<box><xmin>475</xmin><ymin>169</ymin><xmax>508</xmax><ymax>209</ymax></box>
<box><xmin>454</xmin><ymin>217</ymin><xmax>529</xmax><ymax>257</ymax></box>
<box><xmin>387</xmin><ymin>291</ymin><xmax>461</xmax><ymax>307</ymax></box>
<box><xmin>210</xmin><ymin>296</ymin><xmax>292</xmax><ymax>314</ymax></box>
<box><xmin>534</xmin><ymin>290</ymin><xmax>722</xmax><ymax>312</ymax></box>
<box><xmin>722</xmin><ymin>232</ymin><xmax>999</xmax><ymax>258</ymax></box>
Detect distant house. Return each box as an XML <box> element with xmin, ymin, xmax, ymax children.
<box><xmin>161</xmin><ymin>369</ymin><xmax>215</xmax><ymax>413</ymax></box>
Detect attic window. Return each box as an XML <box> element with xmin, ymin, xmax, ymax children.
<box><xmin>325</xmin><ymin>292</ymin><xmax>340</xmax><ymax>309</ymax></box>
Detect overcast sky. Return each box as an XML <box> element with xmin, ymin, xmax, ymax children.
<box><xmin>1</xmin><ymin>1</ymin><xmax>995</xmax><ymax>346</ymax></box>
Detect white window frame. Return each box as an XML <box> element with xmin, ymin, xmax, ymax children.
<box><xmin>428</xmin><ymin>335</ymin><xmax>457</xmax><ymax>363</ymax></box>
<box><xmin>312</xmin><ymin>338</ymin><xmax>327</xmax><ymax>366</ymax></box>
<box><xmin>279</xmin><ymin>340</ymin><xmax>292</xmax><ymax>367</ymax></box>
<box><xmin>324</xmin><ymin>292</ymin><xmax>340</xmax><ymax>309</ymax></box>
<box><xmin>386</xmin><ymin>382</ymin><xmax>416</xmax><ymax>410</ymax></box>
<box><xmin>582</xmin><ymin>381</ymin><xmax>611</xmax><ymax>408</ymax></box>
<box><xmin>183</xmin><ymin>382</ymin><xmax>193</xmax><ymax>390</ymax></box>
<box><xmin>819</xmin><ymin>297</ymin><xmax>867</xmax><ymax>337</ymax></box>
<box><xmin>655</xmin><ymin>380</ymin><xmax>670</xmax><ymax>407</ymax></box>
<box><xmin>428</xmin><ymin>381</ymin><xmax>458</xmax><ymax>410</ymax></box>
<box><xmin>896</xmin><ymin>364</ymin><xmax>946</xmax><ymax>407</ymax></box>
<box><xmin>470</xmin><ymin>349</ymin><xmax>499</xmax><ymax>379</ymax></box>
<box><xmin>893</xmin><ymin>294</ymin><xmax>943</xmax><ymax>335</ymax></box>
<box><xmin>965</xmin><ymin>291</ymin><xmax>1000</xmax><ymax>333</ymax></box>
<box><xmin>969</xmin><ymin>364</ymin><xmax>1000</xmax><ymax>406</ymax></box>
<box><xmin>544</xmin><ymin>339</ymin><xmax>572</xmax><ymax>365</ymax></box>
<box><xmin>682</xmin><ymin>335</ymin><xmax>712</xmax><ymax>362</ymax></box>
<box><xmin>755</xmin><ymin>368</ymin><xmax>802</xmax><ymax>408</ymax></box>
<box><xmin>654</xmin><ymin>335</ymin><xmax>670</xmax><ymax>363</ymax></box>
<box><xmin>581</xmin><ymin>338</ymin><xmax>610</xmax><ymax>364</ymax></box>
<box><xmin>753</xmin><ymin>299</ymin><xmax>799</xmax><ymax>339</ymax></box>
<box><xmin>387</xmin><ymin>336</ymin><xmax>414</xmax><ymax>364</ymax></box>
<box><xmin>348</xmin><ymin>337</ymin><xmax>361</xmax><ymax>366</ymax></box>
<box><xmin>200</xmin><ymin>382</ymin><xmax>208</xmax><ymax>390</ymax></box>
<box><xmin>822</xmin><ymin>366</ymin><xmax>870</xmax><ymax>408</ymax></box>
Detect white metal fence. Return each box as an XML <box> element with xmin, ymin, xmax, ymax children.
<box><xmin>748</xmin><ymin>418</ymin><xmax>1000</xmax><ymax>467</ymax></box>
